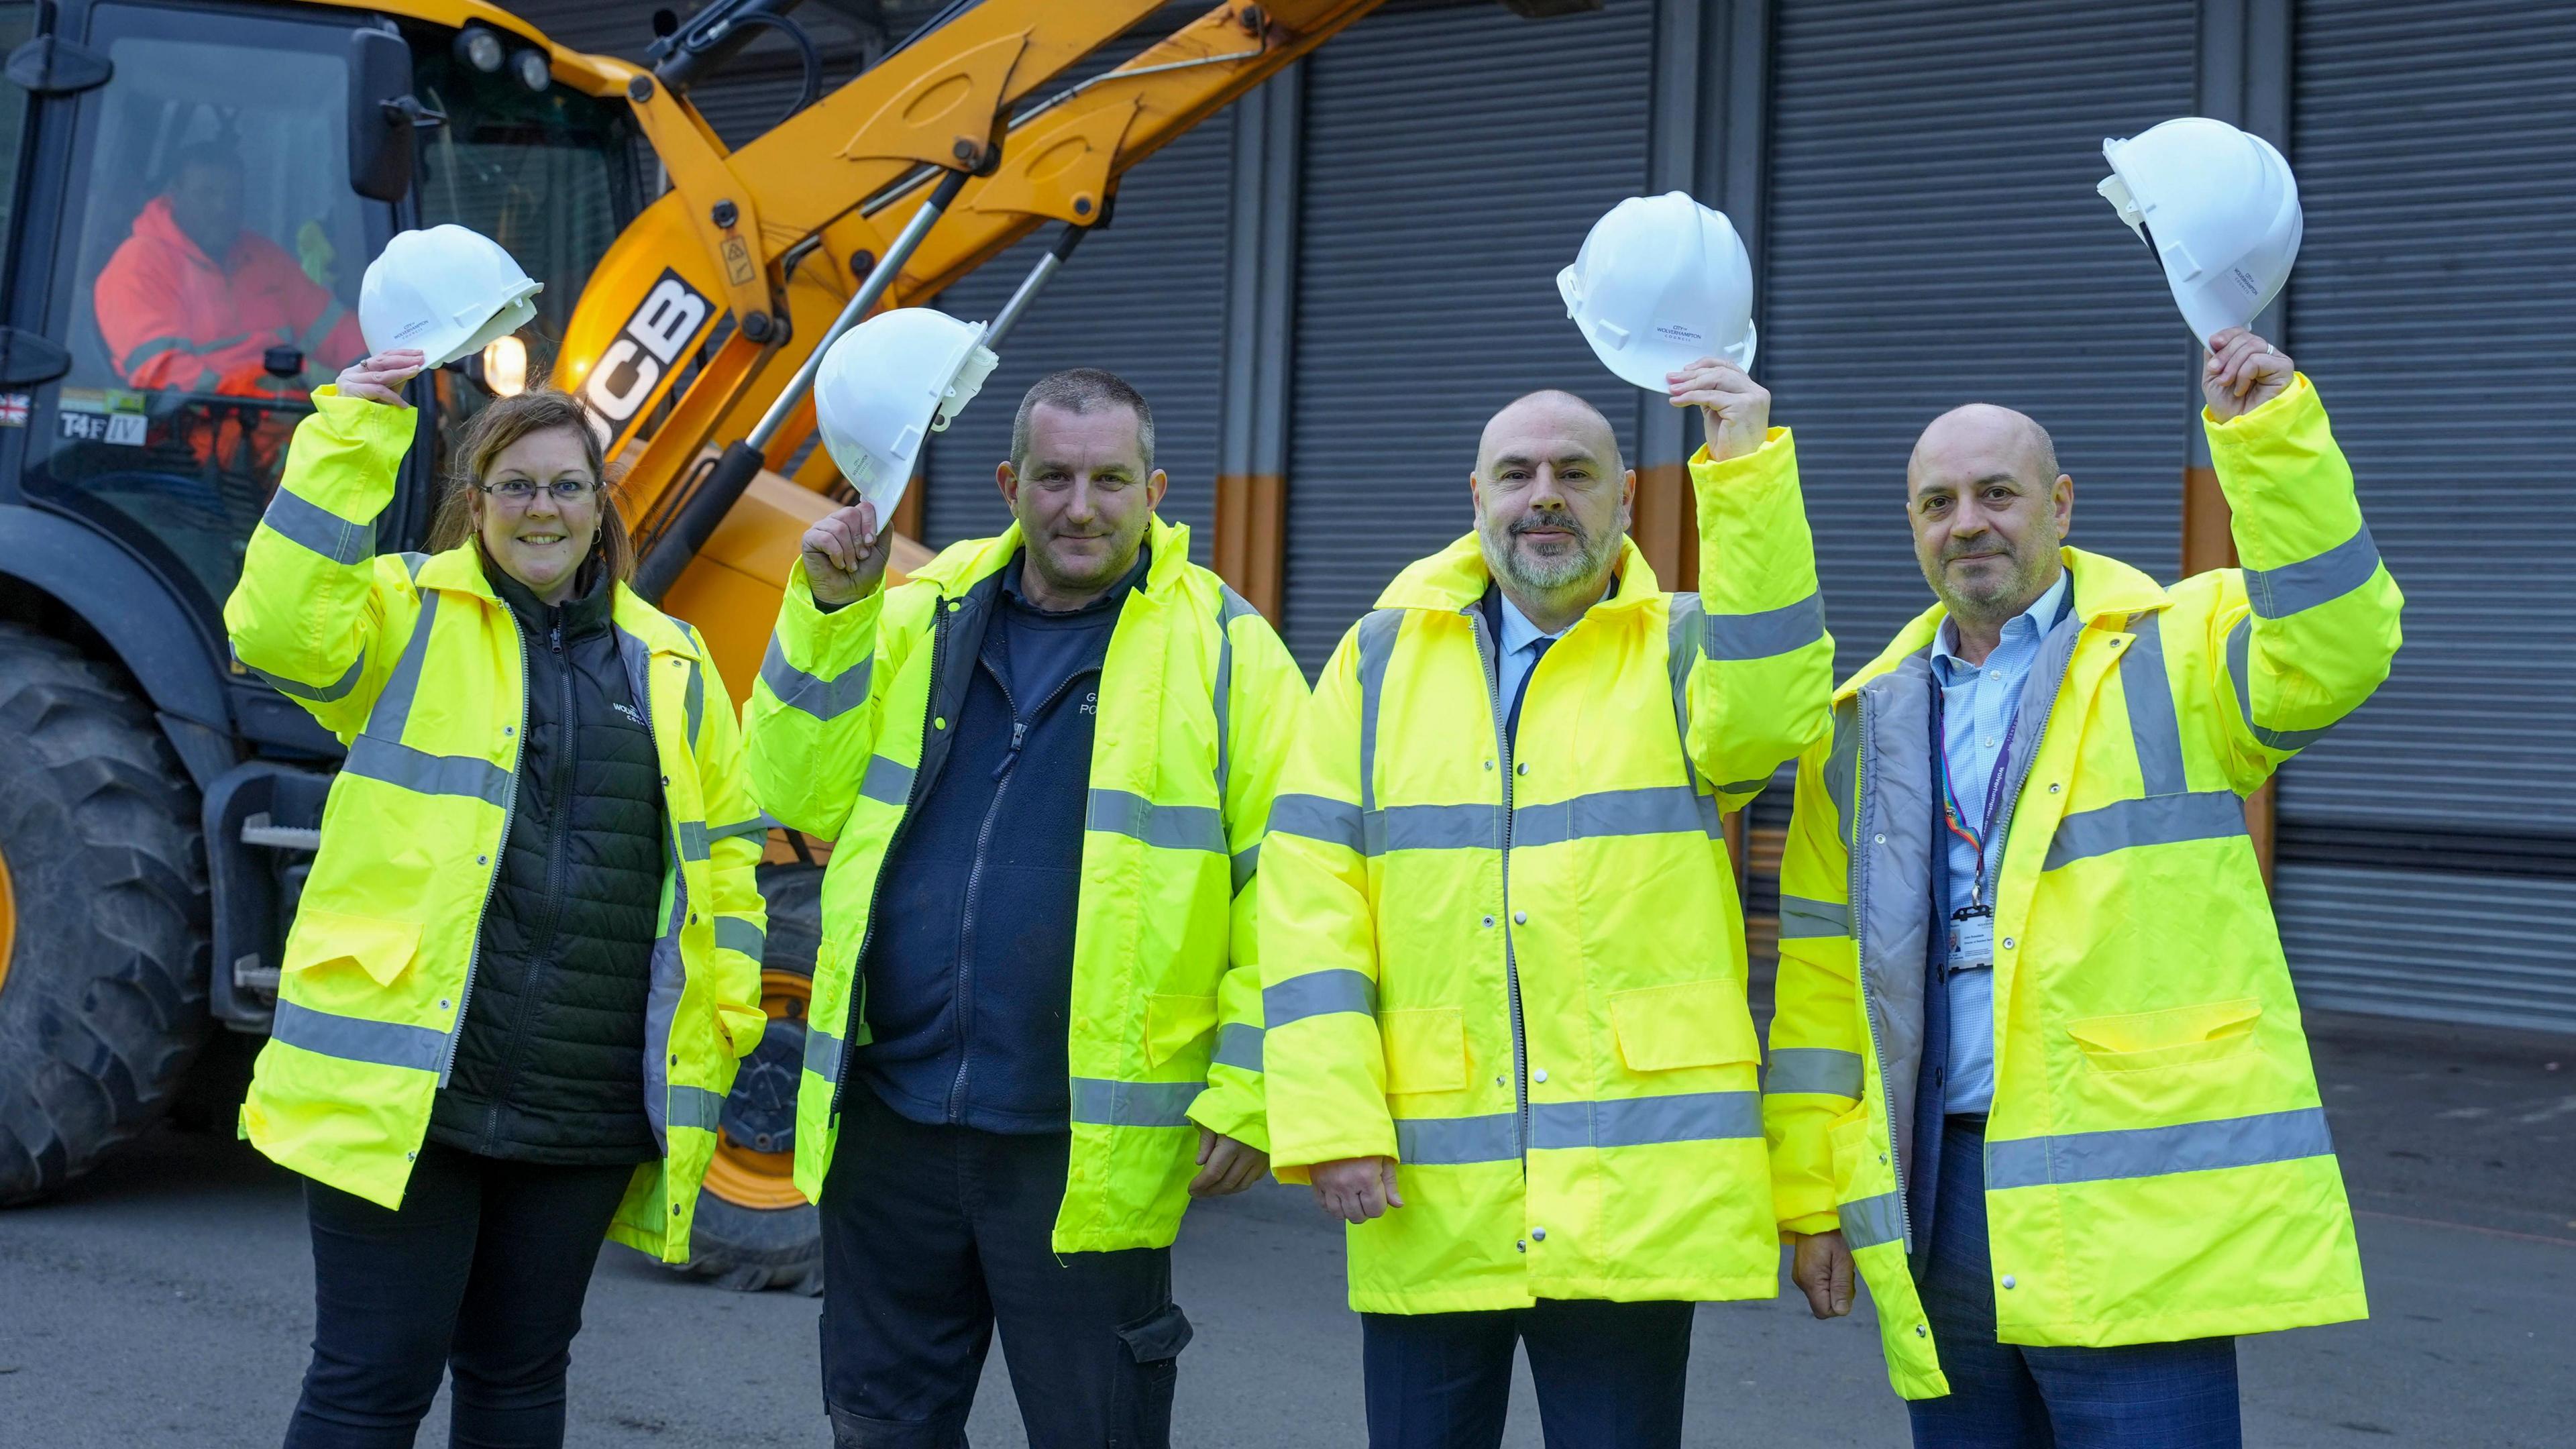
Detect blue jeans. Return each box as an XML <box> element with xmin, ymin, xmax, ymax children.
<box><xmin>285</xmin><ymin>1142</ymin><xmax>633</xmax><ymax>1449</ymax></box>
<box><xmin>1909</xmin><ymin>1118</ymin><xmax>2240</xmax><ymax>1449</ymax></box>
<box><xmin>1360</xmin><ymin>1298</ymin><xmax>1694</xmax><ymax>1449</ymax></box>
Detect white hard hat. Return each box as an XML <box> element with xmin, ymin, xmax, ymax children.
<box><xmin>359</xmin><ymin>224</ymin><xmax>543</xmax><ymax>369</ymax></box>
<box><xmin>813</xmin><ymin>307</ymin><xmax>1000</xmax><ymax>519</ymax></box>
<box><xmin>1558</xmin><ymin>191</ymin><xmax>1756</xmax><ymax>391</ymax></box>
<box><xmin>2098</xmin><ymin>117</ymin><xmax>2302</xmax><ymax>345</ymax></box>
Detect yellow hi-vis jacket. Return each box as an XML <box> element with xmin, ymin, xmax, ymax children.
<box><xmin>223</xmin><ymin>388</ymin><xmax>769</xmax><ymax>1261</ymax></box>
<box><xmin>1261</xmin><ymin>431</ymin><xmax>1833</xmax><ymax>1313</ymax></box>
<box><xmin>1764</xmin><ymin>376</ymin><xmax>2396</xmax><ymax>1398</ymax></box>
<box><xmin>741</xmin><ymin>517</ymin><xmax>1307</xmax><ymax>1252</ymax></box>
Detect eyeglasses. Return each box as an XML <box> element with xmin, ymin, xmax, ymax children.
<box><xmin>477</xmin><ymin>478</ymin><xmax>599</xmax><ymax>507</ymax></box>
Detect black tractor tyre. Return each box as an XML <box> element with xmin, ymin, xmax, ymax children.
<box><xmin>678</xmin><ymin>859</ymin><xmax>826</xmax><ymax>1293</ymax></box>
<box><xmin>0</xmin><ymin>624</ymin><xmax>211</xmax><ymax>1204</ymax></box>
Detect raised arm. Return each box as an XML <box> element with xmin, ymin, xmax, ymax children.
<box><xmin>1666</xmin><ymin>360</ymin><xmax>1835</xmax><ymax>807</ymax></box>
<box><xmin>743</xmin><ymin>503</ymin><xmax>896</xmax><ymax>841</ymax></box>
<box><xmin>2195</xmin><ymin>330</ymin><xmax>2403</xmax><ymax>791</ymax></box>
<box><xmin>221</xmin><ymin>353</ymin><xmax>426</xmax><ymax>739</ymax></box>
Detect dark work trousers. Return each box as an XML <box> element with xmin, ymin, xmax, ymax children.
<box><xmin>820</xmin><ymin>1085</ymin><xmax>1191</xmax><ymax>1449</ymax></box>
<box><xmin>1360</xmin><ymin>1298</ymin><xmax>1696</xmax><ymax>1449</ymax></box>
<box><xmin>284</xmin><ymin>1140</ymin><xmax>634</xmax><ymax>1449</ymax></box>
<box><xmin>1909</xmin><ymin>1118</ymin><xmax>2241</xmax><ymax>1449</ymax></box>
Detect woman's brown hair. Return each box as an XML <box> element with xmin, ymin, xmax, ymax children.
<box><xmin>426</xmin><ymin>388</ymin><xmax>634</xmax><ymax>584</ymax></box>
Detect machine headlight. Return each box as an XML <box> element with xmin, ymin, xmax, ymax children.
<box><xmin>480</xmin><ymin>336</ymin><xmax>529</xmax><ymax>398</ymax></box>
<box><xmin>453</xmin><ymin>27</ymin><xmax>505</xmax><ymax>74</ymax></box>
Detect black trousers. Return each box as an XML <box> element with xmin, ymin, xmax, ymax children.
<box><xmin>820</xmin><ymin>1085</ymin><xmax>1190</xmax><ymax>1449</ymax></box>
<box><xmin>284</xmin><ymin>1140</ymin><xmax>635</xmax><ymax>1449</ymax></box>
<box><xmin>1360</xmin><ymin>1299</ymin><xmax>1696</xmax><ymax>1449</ymax></box>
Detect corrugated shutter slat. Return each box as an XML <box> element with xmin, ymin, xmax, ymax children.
<box><xmin>1279</xmin><ymin>3</ymin><xmax>1654</xmax><ymax>674</ymax></box>
<box><xmin>1762</xmin><ymin>0</ymin><xmax>2198</xmax><ymax>678</ymax></box>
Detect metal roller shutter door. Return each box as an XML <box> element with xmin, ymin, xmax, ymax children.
<box><xmin>2271</xmin><ymin>0</ymin><xmax>2576</xmax><ymax>1031</ymax></box>
<box><xmin>1761</xmin><ymin>0</ymin><xmax>2197</xmax><ymax>679</ymax></box>
<box><xmin>920</xmin><ymin>63</ymin><xmax>1234</xmax><ymax>562</ymax></box>
<box><xmin>1278</xmin><ymin>1</ymin><xmax>1652</xmax><ymax>674</ymax></box>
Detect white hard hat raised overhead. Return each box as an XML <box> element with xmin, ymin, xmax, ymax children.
<box><xmin>2098</xmin><ymin>117</ymin><xmax>2302</xmax><ymax>345</ymax></box>
<box><xmin>1559</xmin><ymin>191</ymin><xmax>1757</xmax><ymax>391</ymax></box>
<box><xmin>359</xmin><ymin>224</ymin><xmax>543</xmax><ymax>369</ymax></box>
<box><xmin>812</xmin><ymin>307</ymin><xmax>1000</xmax><ymax>520</ymax></box>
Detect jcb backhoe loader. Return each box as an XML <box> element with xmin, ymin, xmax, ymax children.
<box><xmin>0</xmin><ymin>0</ymin><xmax>1391</xmax><ymax>1288</ymax></box>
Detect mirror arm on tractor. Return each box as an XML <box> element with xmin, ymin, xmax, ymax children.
<box><xmin>631</xmin><ymin>166</ymin><xmax>975</xmax><ymax>603</ymax></box>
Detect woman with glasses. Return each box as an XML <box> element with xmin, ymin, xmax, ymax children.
<box><xmin>225</xmin><ymin>350</ymin><xmax>771</xmax><ymax>1449</ymax></box>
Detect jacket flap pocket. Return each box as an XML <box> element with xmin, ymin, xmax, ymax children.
<box><xmin>1611</xmin><ymin>979</ymin><xmax>1759</xmax><ymax>1073</ymax></box>
<box><xmin>2068</xmin><ymin>998</ymin><xmax>2261</xmax><ymax>1071</ymax></box>
<box><xmin>1144</xmin><ymin>993</ymin><xmax>1220</xmax><ymax>1068</ymax></box>
<box><xmin>282</xmin><ymin>910</ymin><xmax>423</xmax><ymax>989</ymax></box>
<box><xmin>1380</xmin><ymin>1008</ymin><xmax>1466</xmax><ymax>1095</ymax></box>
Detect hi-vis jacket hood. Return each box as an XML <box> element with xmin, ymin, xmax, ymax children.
<box><xmin>223</xmin><ymin>389</ymin><xmax>769</xmax><ymax>1263</ymax></box>
<box><xmin>1260</xmin><ymin>430</ymin><xmax>1833</xmax><ymax>1313</ymax></box>
<box><xmin>1764</xmin><ymin>376</ymin><xmax>2397</xmax><ymax>1398</ymax></box>
<box><xmin>743</xmin><ymin>516</ymin><xmax>1307</xmax><ymax>1254</ymax></box>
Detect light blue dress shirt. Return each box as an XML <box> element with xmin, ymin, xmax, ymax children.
<box><xmin>1929</xmin><ymin>570</ymin><xmax>2070</xmax><ymax>1115</ymax></box>
<box><xmin>1495</xmin><ymin>589</ymin><xmax>1570</xmax><ymax>715</ymax></box>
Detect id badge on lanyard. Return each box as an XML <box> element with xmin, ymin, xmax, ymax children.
<box><xmin>1935</xmin><ymin>683</ymin><xmax>2019</xmax><ymax>976</ymax></box>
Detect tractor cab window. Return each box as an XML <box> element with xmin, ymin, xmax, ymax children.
<box><xmin>30</xmin><ymin>5</ymin><xmax>378</xmax><ymax>614</ymax></box>
<box><xmin>407</xmin><ymin>40</ymin><xmax>643</xmax><ymax>456</ymax></box>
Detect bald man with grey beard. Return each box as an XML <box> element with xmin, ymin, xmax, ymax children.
<box><xmin>1259</xmin><ymin>358</ymin><xmax>1835</xmax><ymax>1449</ymax></box>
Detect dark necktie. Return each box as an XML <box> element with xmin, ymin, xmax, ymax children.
<box><xmin>1507</xmin><ymin>635</ymin><xmax>1554</xmax><ymax>741</ymax></box>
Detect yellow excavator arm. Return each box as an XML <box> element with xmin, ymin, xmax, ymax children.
<box><xmin>512</xmin><ymin>0</ymin><xmax>1387</xmax><ymax>698</ymax></box>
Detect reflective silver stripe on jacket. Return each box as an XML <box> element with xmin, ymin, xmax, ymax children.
<box><xmin>1393</xmin><ymin>1092</ymin><xmax>1760</xmax><ymax>1165</ymax></box>
<box><xmin>1526</xmin><ymin>1091</ymin><xmax>1761</xmax><ymax>1149</ymax></box>
<box><xmin>1837</xmin><ymin>1189</ymin><xmax>1907</xmax><ymax>1250</ymax></box>
<box><xmin>1070</xmin><ymin>1078</ymin><xmax>1204</xmax><ymax>1128</ymax></box>
<box><xmin>804</xmin><ymin>1022</ymin><xmax>843</xmax><ymax>1085</ymax></box>
<box><xmin>270</xmin><ymin>999</ymin><xmax>447</xmax><ymax>1072</ymax></box>
<box><xmin>2226</xmin><ymin>618</ymin><xmax>2339</xmax><ymax>752</ymax></box>
<box><xmin>2043</xmin><ymin>791</ymin><xmax>2247</xmax><ymax>870</ymax></box>
<box><xmin>262</xmin><ymin>486</ymin><xmax>376</xmax><ymax>566</ymax></box>
<box><xmin>860</xmin><ymin>755</ymin><xmax>914</xmax><ymax>807</ymax></box>
<box><xmin>1213</xmin><ymin>1022</ymin><xmax>1265</xmax><ymax>1073</ymax></box>
<box><xmin>1777</xmin><ymin>894</ymin><xmax>1848</xmax><ymax>941</ymax></box>
<box><xmin>1703</xmin><ymin>592</ymin><xmax>1826</xmax><ymax>661</ymax></box>
<box><xmin>1765</xmin><ymin>1047</ymin><xmax>1864</xmax><ymax>1097</ymax></box>
<box><xmin>1264</xmin><ymin>969</ymin><xmax>1377</xmax><ymax>1027</ymax></box>
<box><xmin>1354</xmin><ymin>608</ymin><xmax>1403</xmax><ymax>837</ymax></box>
<box><xmin>2119</xmin><ymin>612</ymin><xmax>2188</xmax><ymax>797</ymax></box>
<box><xmin>340</xmin><ymin>592</ymin><xmax>513</xmax><ymax>804</ymax></box>
<box><xmin>709</xmin><ymin>813</ymin><xmax>780</xmax><ymax>842</ymax></box>
<box><xmin>1086</xmin><ymin>789</ymin><xmax>1226</xmax><ymax>853</ymax></box>
<box><xmin>761</xmin><ymin>635</ymin><xmax>871</xmax><ymax>721</ymax></box>
<box><xmin>716</xmin><ymin>917</ymin><xmax>765</xmax><ymax>962</ymax></box>
<box><xmin>1266</xmin><ymin>792</ymin><xmax>1363</xmax><ymax>853</ymax></box>
<box><xmin>2243</xmin><ymin>526</ymin><xmax>2379</xmax><ymax>619</ymax></box>
<box><xmin>1986</xmin><ymin>1107</ymin><xmax>2334</xmax><ymax>1190</ymax></box>
<box><xmin>238</xmin><ymin>648</ymin><xmax>366</xmax><ymax>704</ymax></box>
<box><xmin>667</xmin><ymin>1084</ymin><xmax>727</xmax><ymax>1133</ymax></box>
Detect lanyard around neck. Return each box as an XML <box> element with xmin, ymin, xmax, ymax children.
<box><xmin>1933</xmin><ymin>681</ymin><xmax>2021</xmax><ymax>916</ymax></box>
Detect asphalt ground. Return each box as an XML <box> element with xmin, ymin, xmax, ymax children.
<box><xmin>1</xmin><ymin>1009</ymin><xmax>2569</xmax><ymax>1448</ymax></box>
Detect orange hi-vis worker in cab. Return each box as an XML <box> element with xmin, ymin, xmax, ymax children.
<box><xmin>95</xmin><ymin>145</ymin><xmax>363</xmax><ymax>397</ymax></box>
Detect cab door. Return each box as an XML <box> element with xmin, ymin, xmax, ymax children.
<box><xmin>7</xmin><ymin>0</ymin><xmax>417</xmax><ymax>751</ymax></box>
